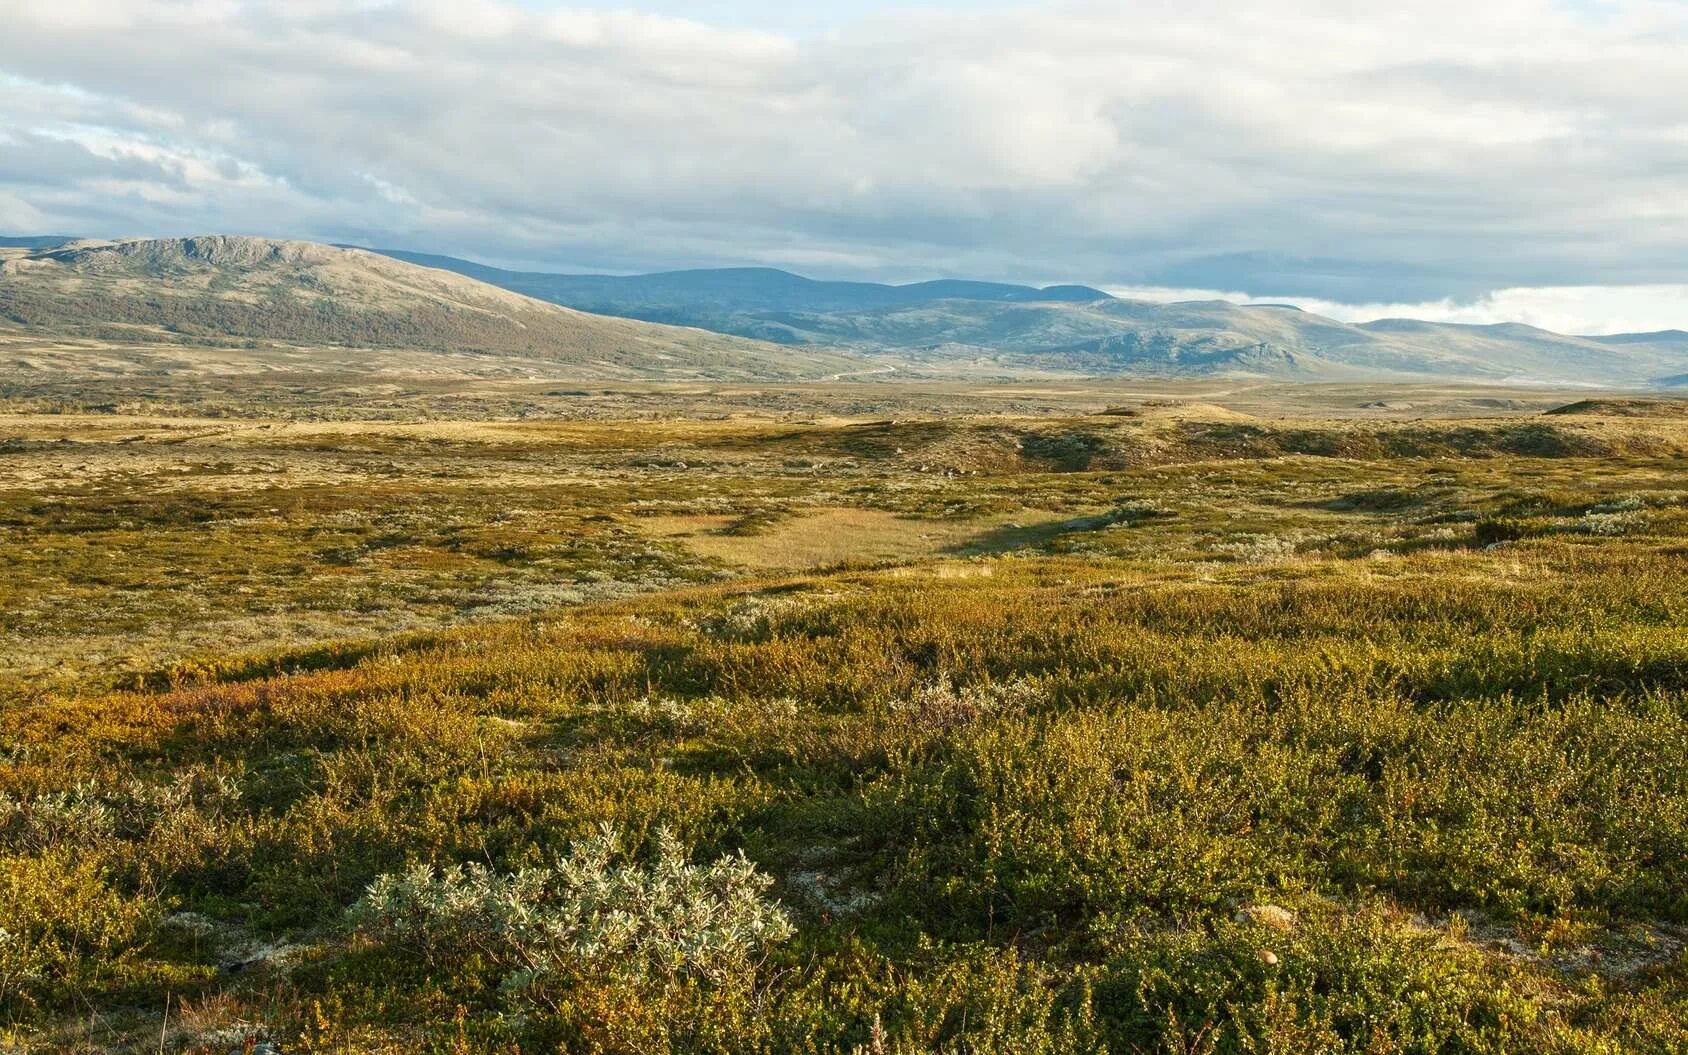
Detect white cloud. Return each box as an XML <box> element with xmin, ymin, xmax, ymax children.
<box><xmin>0</xmin><ymin>189</ymin><xmax>50</xmax><ymax>232</ymax></box>
<box><xmin>1111</xmin><ymin>284</ymin><xmax>1688</xmax><ymax>336</ymax></box>
<box><xmin>0</xmin><ymin>0</ymin><xmax>1685</xmax><ymax>331</ymax></box>
<box><xmin>1321</xmin><ymin>285</ymin><xmax>1688</xmax><ymax>336</ymax></box>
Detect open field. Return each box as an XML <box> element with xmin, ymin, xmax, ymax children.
<box><xmin>3</xmin><ymin>383</ymin><xmax>1687</xmax><ymax>1052</ymax></box>
<box><xmin>1</xmin><ymin>358</ymin><xmax>1648</xmax><ymax>421</ymax></box>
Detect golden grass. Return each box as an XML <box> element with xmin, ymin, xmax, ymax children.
<box><xmin>640</xmin><ymin>507</ymin><xmax>1068</xmax><ymax>569</ymax></box>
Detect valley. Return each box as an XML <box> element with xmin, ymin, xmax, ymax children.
<box><xmin>4</xmin><ymin>237</ymin><xmax>1688</xmax><ymax>1054</ymax></box>
<box><xmin>9</xmin><ymin>1</ymin><xmax>1688</xmax><ymax>1048</ymax></box>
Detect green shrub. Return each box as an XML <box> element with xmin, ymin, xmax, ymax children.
<box><xmin>0</xmin><ymin>851</ymin><xmax>161</xmax><ymax>1013</ymax></box>
<box><xmin>1473</xmin><ymin>518</ymin><xmax>1530</xmax><ymax>546</ymax></box>
<box><xmin>1092</xmin><ymin>901</ymin><xmax>1541</xmax><ymax>1054</ymax></box>
<box><xmin>348</xmin><ymin>825</ymin><xmax>794</xmax><ymax>1009</ymax></box>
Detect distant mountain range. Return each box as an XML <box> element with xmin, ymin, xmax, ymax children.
<box><xmin>3</xmin><ymin>234</ymin><xmax>1686</xmax><ymax>386</ymax></box>
<box><xmin>371</xmin><ymin>249</ymin><xmax>1114</xmax><ymax>316</ymax></box>
<box><xmin>0</xmin><ymin>236</ymin><xmax>81</xmax><ymax>251</ymax></box>
<box><xmin>367</xmin><ymin>249</ymin><xmax>1688</xmax><ymax>387</ymax></box>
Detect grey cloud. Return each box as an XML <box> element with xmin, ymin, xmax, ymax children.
<box><xmin>0</xmin><ymin>0</ymin><xmax>1685</xmax><ymax>302</ymax></box>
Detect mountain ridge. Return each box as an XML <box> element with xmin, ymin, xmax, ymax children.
<box><xmin>358</xmin><ymin>247</ymin><xmax>1688</xmax><ymax>386</ymax></box>
<box><xmin>0</xmin><ymin>235</ymin><xmax>858</xmax><ymax>381</ymax></box>
<box><xmin>363</xmin><ymin>249</ymin><xmax>1116</xmax><ymax>314</ymax></box>
<box><xmin>5</xmin><ymin>234</ymin><xmax>1687</xmax><ymax>385</ymax></box>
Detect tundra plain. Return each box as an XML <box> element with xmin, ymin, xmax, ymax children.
<box><xmin>2</xmin><ymin>380</ymin><xmax>1687</xmax><ymax>1053</ymax></box>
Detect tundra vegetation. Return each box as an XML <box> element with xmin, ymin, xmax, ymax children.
<box><xmin>1</xmin><ymin>384</ymin><xmax>1686</xmax><ymax>1053</ymax></box>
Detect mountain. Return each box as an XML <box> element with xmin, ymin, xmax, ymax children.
<box><xmin>1347</xmin><ymin>320</ymin><xmax>1688</xmax><ymax>384</ymax></box>
<box><xmin>365</xmin><ymin>249</ymin><xmax>1688</xmax><ymax>386</ymax></box>
<box><xmin>0</xmin><ymin>235</ymin><xmax>77</xmax><ymax>251</ymax></box>
<box><xmin>0</xmin><ymin>236</ymin><xmax>858</xmax><ymax>380</ymax></box>
<box><xmin>8</xmin><ymin>236</ymin><xmax>1684</xmax><ymax>385</ymax></box>
<box><xmin>369</xmin><ymin>250</ymin><xmax>1113</xmax><ymax>316</ymax></box>
<box><xmin>1585</xmin><ymin>328</ymin><xmax>1688</xmax><ymax>346</ymax></box>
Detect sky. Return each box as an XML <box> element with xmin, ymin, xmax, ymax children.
<box><xmin>2</xmin><ymin>0</ymin><xmax>1687</xmax><ymax>333</ymax></box>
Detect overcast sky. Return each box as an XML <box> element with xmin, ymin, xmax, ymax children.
<box><xmin>3</xmin><ymin>0</ymin><xmax>1687</xmax><ymax>333</ymax></box>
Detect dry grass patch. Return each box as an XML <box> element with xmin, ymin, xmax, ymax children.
<box><xmin>641</xmin><ymin>507</ymin><xmax>1065</xmax><ymax>569</ymax></box>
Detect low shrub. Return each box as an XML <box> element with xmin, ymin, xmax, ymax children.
<box><xmin>0</xmin><ymin>851</ymin><xmax>162</xmax><ymax>1013</ymax></box>
<box><xmin>348</xmin><ymin>825</ymin><xmax>794</xmax><ymax>1011</ymax></box>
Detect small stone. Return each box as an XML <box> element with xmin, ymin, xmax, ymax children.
<box><xmin>1259</xmin><ymin>949</ymin><xmax>1280</xmax><ymax>966</ymax></box>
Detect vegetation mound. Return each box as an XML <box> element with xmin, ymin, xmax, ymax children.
<box><xmin>1095</xmin><ymin>400</ymin><xmax>1257</xmax><ymax>421</ymax></box>
<box><xmin>1545</xmin><ymin>397</ymin><xmax>1688</xmax><ymax>418</ymax></box>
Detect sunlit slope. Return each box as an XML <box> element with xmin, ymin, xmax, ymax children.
<box><xmin>0</xmin><ymin>236</ymin><xmax>860</xmax><ymax>380</ymax></box>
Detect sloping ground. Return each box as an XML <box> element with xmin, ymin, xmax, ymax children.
<box><xmin>855</xmin><ymin>302</ymin><xmax>1686</xmax><ymax>383</ymax></box>
<box><xmin>810</xmin><ymin>414</ymin><xmax>1688</xmax><ymax>474</ymax></box>
<box><xmin>7</xmin><ymin>407</ymin><xmax>1682</xmax><ymax>696</ymax></box>
<box><xmin>0</xmin><ymin>236</ymin><xmax>860</xmax><ymax>380</ymax></box>
<box><xmin>1096</xmin><ymin>400</ymin><xmax>1260</xmax><ymax>421</ymax></box>
<box><xmin>1546</xmin><ymin>398</ymin><xmax>1688</xmax><ymax>418</ymax></box>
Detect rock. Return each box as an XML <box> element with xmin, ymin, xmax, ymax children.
<box><xmin>1237</xmin><ymin>904</ymin><xmax>1298</xmax><ymax>932</ymax></box>
<box><xmin>1259</xmin><ymin>949</ymin><xmax>1280</xmax><ymax>966</ymax></box>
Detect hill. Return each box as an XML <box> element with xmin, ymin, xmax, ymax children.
<box><xmin>0</xmin><ymin>235</ymin><xmax>77</xmax><ymax>251</ymax></box>
<box><xmin>1545</xmin><ymin>397</ymin><xmax>1688</xmax><ymax>418</ymax></box>
<box><xmin>366</xmin><ymin>250</ymin><xmax>1688</xmax><ymax>386</ymax></box>
<box><xmin>0</xmin><ymin>236</ymin><xmax>859</xmax><ymax>381</ymax></box>
<box><xmin>369</xmin><ymin>250</ymin><xmax>1113</xmax><ymax>315</ymax></box>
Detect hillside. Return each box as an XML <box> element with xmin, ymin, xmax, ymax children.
<box><xmin>372</xmin><ymin>250</ymin><xmax>1688</xmax><ymax>385</ymax></box>
<box><xmin>0</xmin><ymin>236</ymin><xmax>860</xmax><ymax>381</ymax></box>
<box><xmin>371</xmin><ymin>249</ymin><xmax>1113</xmax><ymax>315</ymax></box>
<box><xmin>1545</xmin><ymin>397</ymin><xmax>1688</xmax><ymax>418</ymax></box>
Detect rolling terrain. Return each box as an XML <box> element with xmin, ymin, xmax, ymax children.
<box><xmin>372</xmin><ymin>249</ymin><xmax>1688</xmax><ymax>386</ymax></box>
<box><xmin>3</xmin><ymin>383</ymin><xmax>1687</xmax><ymax>1053</ymax></box>
<box><xmin>6</xmin><ymin>234</ymin><xmax>1686</xmax><ymax>386</ymax></box>
<box><xmin>0</xmin><ymin>236</ymin><xmax>858</xmax><ymax>382</ymax></box>
<box><xmin>7</xmin><ymin>233</ymin><xmax>1688</xmax><ymax>1049</ymax></box>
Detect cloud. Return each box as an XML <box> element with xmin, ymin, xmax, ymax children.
<box><xmin>2</xmin><ymin>0</ymin><xmax>1687</xmax><ymax>330</ymax></box>
<box><xmin>1110</xmin><ymin>283</ymin><xmax>1688</xmax><ymax>336</ymax></box>
<box><xmin>1316</xmin><ymin>285</ymin><xmax>1688</xmax><ymax>337</ymax></box>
